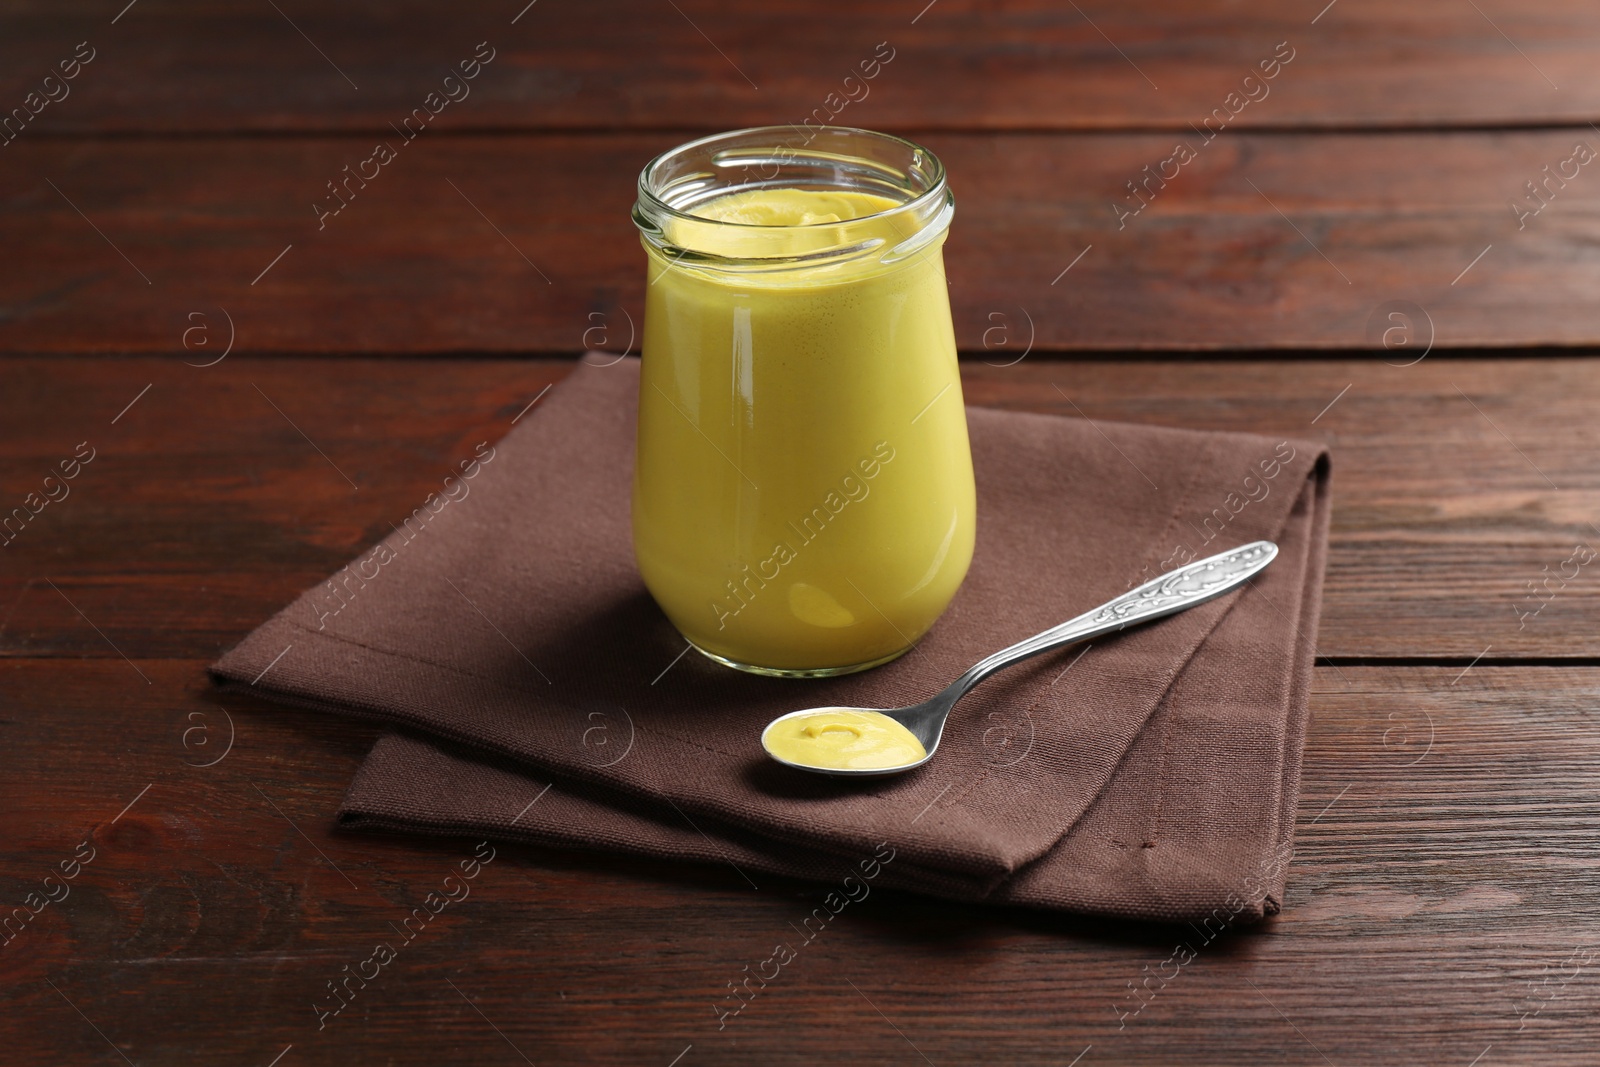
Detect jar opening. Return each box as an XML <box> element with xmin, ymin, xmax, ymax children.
<box><xmin>633</xmin><ymin>126</ymin><xmax>953</xmax><ymax>270</ymax></box>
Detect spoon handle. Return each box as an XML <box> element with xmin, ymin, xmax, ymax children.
<box><xmin>948</xmin><ymin>539</ymin><xmax>1279</xmax><ymax>699</ymax></box>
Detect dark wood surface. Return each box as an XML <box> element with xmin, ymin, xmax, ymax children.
<box><xmin>4</xmin><ymin>131</ymin><xmax>1600</xmax><ymax>352</ymax></box>
<box><xmin>7</xmin><ymin>1</ymin><xmax>1600</xmax><ymax>132</ymax></box>
<box><xmin>5</xmin><ymin>1</ymin><xmax>1600</xmax><ymax>1064</ymax></box>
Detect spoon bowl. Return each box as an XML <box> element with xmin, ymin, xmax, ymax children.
<box><xmin>761</xmin><ymin>540</ymin><xmax>1279</xmax><ymax>777</ymax></box>
<box><xmin>761</xmin><ymin>701</ymin><xmax>952</xmax><ymax>777</ymax></box>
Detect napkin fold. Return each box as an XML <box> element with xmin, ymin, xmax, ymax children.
<box><xmin>213</xmin><ymin>357</ymin><xmax>1330</xmax><ymax>923</ymax></box>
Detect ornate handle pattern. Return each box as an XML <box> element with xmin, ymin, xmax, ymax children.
<box><xmin>1086</xmin><ymin>540</ymin><xmax>1278</xmax><ymax>627</ymax></box>
<box><xmin>948</xmin><ymin>540</ymin><xmax>1280</xmax><ymax>701</ymax></box>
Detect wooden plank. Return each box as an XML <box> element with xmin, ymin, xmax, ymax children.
<box><xmin>2</xmin><ymin>130</ymin><xmax>1599</xmax><ymax>353</ymax></box>
<box><xmin>5</xmin><ymin>1</ymin><xmax>1600</xmax><ymax>133</ymax></box>
<box><xmin>1</xmin><ymin>660</ymin><xmax>1597</xmax><ymax>1064</ymax></box>
<box><xmin>1</xmin><ymin>356</ymin><xmax>1597</xmax><ymax>661</ymax></box>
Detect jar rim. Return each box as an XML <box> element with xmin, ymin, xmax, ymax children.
<box><xmin>635</xmin><ymin>125</ymin><xmax>948</xmax><ymax>230</ymax></box>
<box><xmin>633</xmin><ymin>126</ymin><xmax>953</xmax><ymax>269</ymax></box>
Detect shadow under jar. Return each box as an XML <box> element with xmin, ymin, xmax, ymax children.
<box><xmin>631</xmin><ymin>126</ymin><xmax>976</xmax><ymax>678</ymax></box>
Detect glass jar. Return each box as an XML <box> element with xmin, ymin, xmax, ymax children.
<box><xmin>631</xmin><ymin>126</ymin><xmax>975</xmax><ymax>677</ymax></box>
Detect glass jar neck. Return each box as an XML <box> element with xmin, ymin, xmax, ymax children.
<box><xmin>633</xmin><ymin>126</ymin><xmax>953</xmax><ymax>275</ymax></box>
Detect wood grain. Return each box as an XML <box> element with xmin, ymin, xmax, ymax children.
<box><xmin>3</xmin><ymin>1</ymin><xmax>1597</xmax><ymax>1064</ymax></box>
<box><xmin>2</xmin><ymin>659</ymin><xmax>1597</xmax><ymax>1065</ymax></box>
<box><xmin>4</xmin><ymin>1</ymin><xmax>1600</xmax><ymax>134</ymax></box>
<box><xmin>1</xmin><ymin>130</ymin><xmax>1598</xmax><ymax>353</ymax></box>
<box><xmin>1</xmin><ymin>356</ymin><xmax>1597</xmax><ymax>662</ymax></box>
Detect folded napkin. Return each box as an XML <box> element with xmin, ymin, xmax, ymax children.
<box><xmin>213</xmin><ymin>357</ymin><xmax>1330</xmax><ymax>924</ymax></box>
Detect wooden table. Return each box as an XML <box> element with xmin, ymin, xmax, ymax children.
<box><xmin>4</xmin><ymin>3</ymin><xmax>1599</xmax><ymax>1064</ymax></box>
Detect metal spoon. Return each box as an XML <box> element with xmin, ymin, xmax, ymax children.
<box><xmin>761</xmin><ymin>540</ymin><xmax>1279</xmax><ymax>777</ymax></box>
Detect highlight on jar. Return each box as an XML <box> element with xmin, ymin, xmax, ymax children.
<box><xmin>631</xmin><ymin>126</ymin><xmax>976</xmax><ymax>678</ymax></box>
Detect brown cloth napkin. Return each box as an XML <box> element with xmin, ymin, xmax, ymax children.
<box><xmin>213</xmin><ymin>357</ymin><xmax>1330</xmax><ymax>924</ymax></box>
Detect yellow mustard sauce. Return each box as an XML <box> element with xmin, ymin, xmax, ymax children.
<box><xmin>633</xmin><ymin>186</ymin><xmax>975</xmax><ymax>674</ymax></box>
<box><xmin>762</xmin><ymin>709</ymin><xmax>927</xmax><ymax>770</ymax></box>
